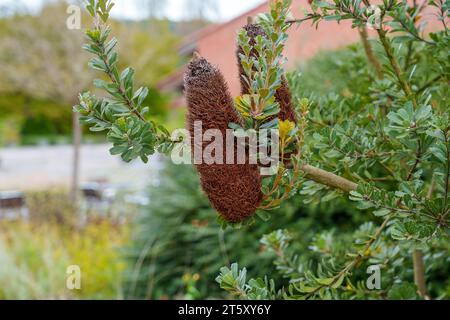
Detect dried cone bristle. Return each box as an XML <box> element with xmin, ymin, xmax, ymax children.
<box><xmin>184</xmin><ymin>56</ymin><xmax>263</xmax><ymax>222</ymax></box>
<box><xmin>237</xmin><ymin>24</ymin><xmax>298</xmax><ymax>163</ymax></box>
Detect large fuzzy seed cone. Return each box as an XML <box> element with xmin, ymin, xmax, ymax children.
<box><xmin>237</xmin><ymin>24</ymin><xmax>298</xmax><ymax>163</ymax></box>
<box><xmin>184</xmin><ymin>57</ymin><xmax>263</xmax><ymax>223</ymax></box>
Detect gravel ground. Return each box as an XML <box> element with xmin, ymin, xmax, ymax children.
<box><xmin>0</xmin><ymin>144</ymin><xmax>163</xmax><ymax>191</ymax></box>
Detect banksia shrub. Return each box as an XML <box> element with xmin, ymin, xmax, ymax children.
<box><xmin>184</xmin><ymin>57</ymin><xmax>263</xmax><ymax>222</ymax></box>
<box><xmin>75</xmin><ymin>0</ymin><xmax>450</xmax><ymax>301</ymax></box>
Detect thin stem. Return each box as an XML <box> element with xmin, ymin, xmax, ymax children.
<box><xmin>305</xmin><ymin>214</ymin><xmax>393</xmax><ymax>298</ymax></box>
<box><xmin>395</xmin><ymin>19</ymin><xmax>435</xmax><ymax>45</ymax></box>
<box><xmin>300</xmin><ymin>165</ymin><xmax>358</xmax><ymax>193</ymax></box>
<box><xmin>404</xmin><ymin>41</ymin><xmax>414</xmax><ymax>70</ymax></box>
<box><xmin>417</xmin><ymin>74</ymin><xmax>445</xmax><ymax>94</ymax></box>
<box><xmin>94</xmin><ymin>37</ymin><xmax>146</xmax><ymax>122</ymax></box>
<box><xmin>359</xmin><ymin>27</ymin><xmax>383</xmax><ymax>80</ymax></box>
<box><xmin>286</xmin><ymin>15</ymin><xmax>318</xmax><ymax>25</ymax></box>
<box><xmin>377</xmin><ymin>19</ymin><xmax>434</xmax><ymax>300</ymax></box>
<box><xmin>408</xmin><ymin>140</ymin><xmax>431</xmax><ymax>299</ymax></box>
<box><xmin>406</xmin><ymin>137</ymin><xmax>422</xmax><ymax>181</ymax></box>
<box><xmin>442</xmin><ymin>129</ymin><xmax>449</xmax><ymax>219</ymax></box>
<box><xmin>413</xmin><ymin>249</ymin><xmax>430</xmax><ymax>299</ymax></box>
<box><xmin>438</xmin><ymin>0</ymin><xmax>449</xmax><ymax>32</ymax></box>
<box><xmin>71</xmin><ymin>112</ymin><xmax>81</xmax><ymax>204</ymax></box>
<box><xmin>377</xmin><ymin>29</ymin><xmax>418</xmax><ymax>108</ymax></box>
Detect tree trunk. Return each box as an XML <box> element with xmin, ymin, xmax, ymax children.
<box><xmin>71</xmin><ymin>111</ymin><xmax>81</xmax><ymax>204</ymax></box>
<box><xmin>413</xmin><ymin>249</ymin><xmax>429</xmax><ymax>299</ymax></box>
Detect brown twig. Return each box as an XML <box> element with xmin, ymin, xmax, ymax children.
<box><xmin>413</xmin><ymin>249</ymin><xmax>430</xmax><ymax>299</ymax></box>
<box><xmin>359</xmin><ymin>27</ymin><xmax>384</xmax><ymax>80</ymax></box>
<box><xmin>301</xmin><ymin>165</ymin><xmax>358</xmax><ymax>192</ymax></box>
<box><xmin>377</xmin><ymin>29</ymin><xmax>418</xmax><ymax>108</ymax></box>
<box><xmin>304</xmin><ymin>214</ymin><xmax>393</xmax><ymax>298</ymax></box>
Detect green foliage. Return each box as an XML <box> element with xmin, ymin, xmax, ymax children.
<box><xmin>0</xmin><ymin>89</ymin><xmax>170</xmax><ymax>146</ymax></box>
<box><xmin>217</xmin><ymin>0</ymin><xmax>449</xmax><ymax>300</ymax></box>
<box><xmin>287</xmin><ymin>44</ymin><xmax>372</xmax><ymax>98</ymax></box>
<box><xmin>216</xmin><ymin>263</ymin><xmax>279</xmax><ymax>300</ymax></box>
<box><xmin>218</xmin><ymin>224</ymin><xmax>449</xmax><ymax>299</ymax></box>
<box><xmin>122</xmin><ymin>160</ymin><xmax>390</xmax><ymax>299</ymax></box>
<box><xmin>122</xmin><ymin>161</ymin><xmax>283</xmax><ymax>299</ymax></box>
<box><xmin>73</xmin><ymin>0</ymin><xmax>449</xmax><ymax>300</ymax></box>
<box><xmin>0</xmin><ymin>94</ymin><xmax>72</xmax><ymax>144</ymax></box>
<box><xmin>75</xmin><ymin>0</ymin><xmax>180</xmax><ymax>162</ymax></box>
<box><xmin>387</xmin><ymin>283</ymin><xmax>419</xmax><ymax>300</ymax></box>
<box><xmin>0</xmin><ymin>187</ymin><xmax>137</xmax><ymax>300</ymax></box>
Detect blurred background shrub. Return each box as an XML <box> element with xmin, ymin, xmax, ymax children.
<box><xmin>25</xmin><ymin>189</ymin><xmax>77</xmax><ymax>227</ymax></box>
<box><xmin>122</xmin><ymin>159</ymin><xmax>366</xmax><ymax>299</ymax></box>
<box><xmin>0</xmin><ymin>219</ymin><xmax>129</xmax><ymax>299</ymax></box>
<box><xmin>0</xmin><ymin>2</ymin><xmax>182</xmax><ymax>147</ymax></box>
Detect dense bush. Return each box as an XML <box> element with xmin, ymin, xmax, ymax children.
<box><xmin>0</xmin><ymin>94</ymin><xmax>72</xmax><ymax>143</ymax></box>
<box><xmin>123</xmin><ymin>40</ymin><xmax>449</xmax><ymax>299</ymax></box>
<box><xmin>122</xmin><ymin>160</ymin><xmax>369</xmax><ymax>299</ymax></box>
<box><xmin>216</xmin><ymin>1</ymin><xmax>449</xmax><ymax>300</ymax></box>
<box><xmin>25</xmin><ymin>189</ymin><xmax>78</xmax><ymax>227</ymax></box>
<box><xmin>75</xmin><ymin>0</ymin><xmax>449</xmax><ymax>300</ymax></box>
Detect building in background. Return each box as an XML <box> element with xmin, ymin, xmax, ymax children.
<box><xmin>157</xmin><ymin>0</ymin><xmax>441</xmax><ymax>106</ymax></box>
<box><xmin>157</xmin><ymin>0</ymin><xmax>361</xmax><ymax>106</ymax></box>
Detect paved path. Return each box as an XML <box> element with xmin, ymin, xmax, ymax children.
<box><xmin>0</xmin><ymin>144</ymin><xmax>162</xmax><ymax>191</ymax></box>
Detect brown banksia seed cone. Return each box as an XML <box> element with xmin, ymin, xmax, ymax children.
<box><xmin>184</xmin><ymin>56</ymin><xmax>263</xmax><ymax>222</ymax></box>
<box><xmin>237</xmin><ymin>23</ymin><xmax>298</xmax><ymax>163</ymax></box>
<box><xmin>237</xmin><ymin>23</ymin><xmax>297</xmax><ymax>124</ymax></box>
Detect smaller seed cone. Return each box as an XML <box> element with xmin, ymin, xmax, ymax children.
<box><xmin>184</xmin><ymin>56</ymin><xmax>263</xmax><ymax>222</ymax></box>
<box><xmin>237</xmin><ymin>23</ymin><xmax>298</xmax><ymax>162</ymax></box>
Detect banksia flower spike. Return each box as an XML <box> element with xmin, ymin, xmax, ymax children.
<box><xmin>184</xmin><ymin>56</ymin><xmax>263</xmax><ymax>223</ymax></box>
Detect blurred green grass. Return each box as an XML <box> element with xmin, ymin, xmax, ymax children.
<box><xmin>0</xmin><ymin>189</ymin><xmax>131</xmax><ymax>300</ymax></box>
<box><xmin>0</xmin><ymin>220</ymin><xmax>129</xmax><ymax>300</ymax></box>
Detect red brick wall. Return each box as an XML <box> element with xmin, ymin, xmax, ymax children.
<box><xmin>193</xmin><ymin>0</ymin><xmax>442</xmax><ymax>96</ymax></box>
<box><xmin>195</xmin><ymin>0</ymin><xmax>356</xmax><ymax>96</ymax></box>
